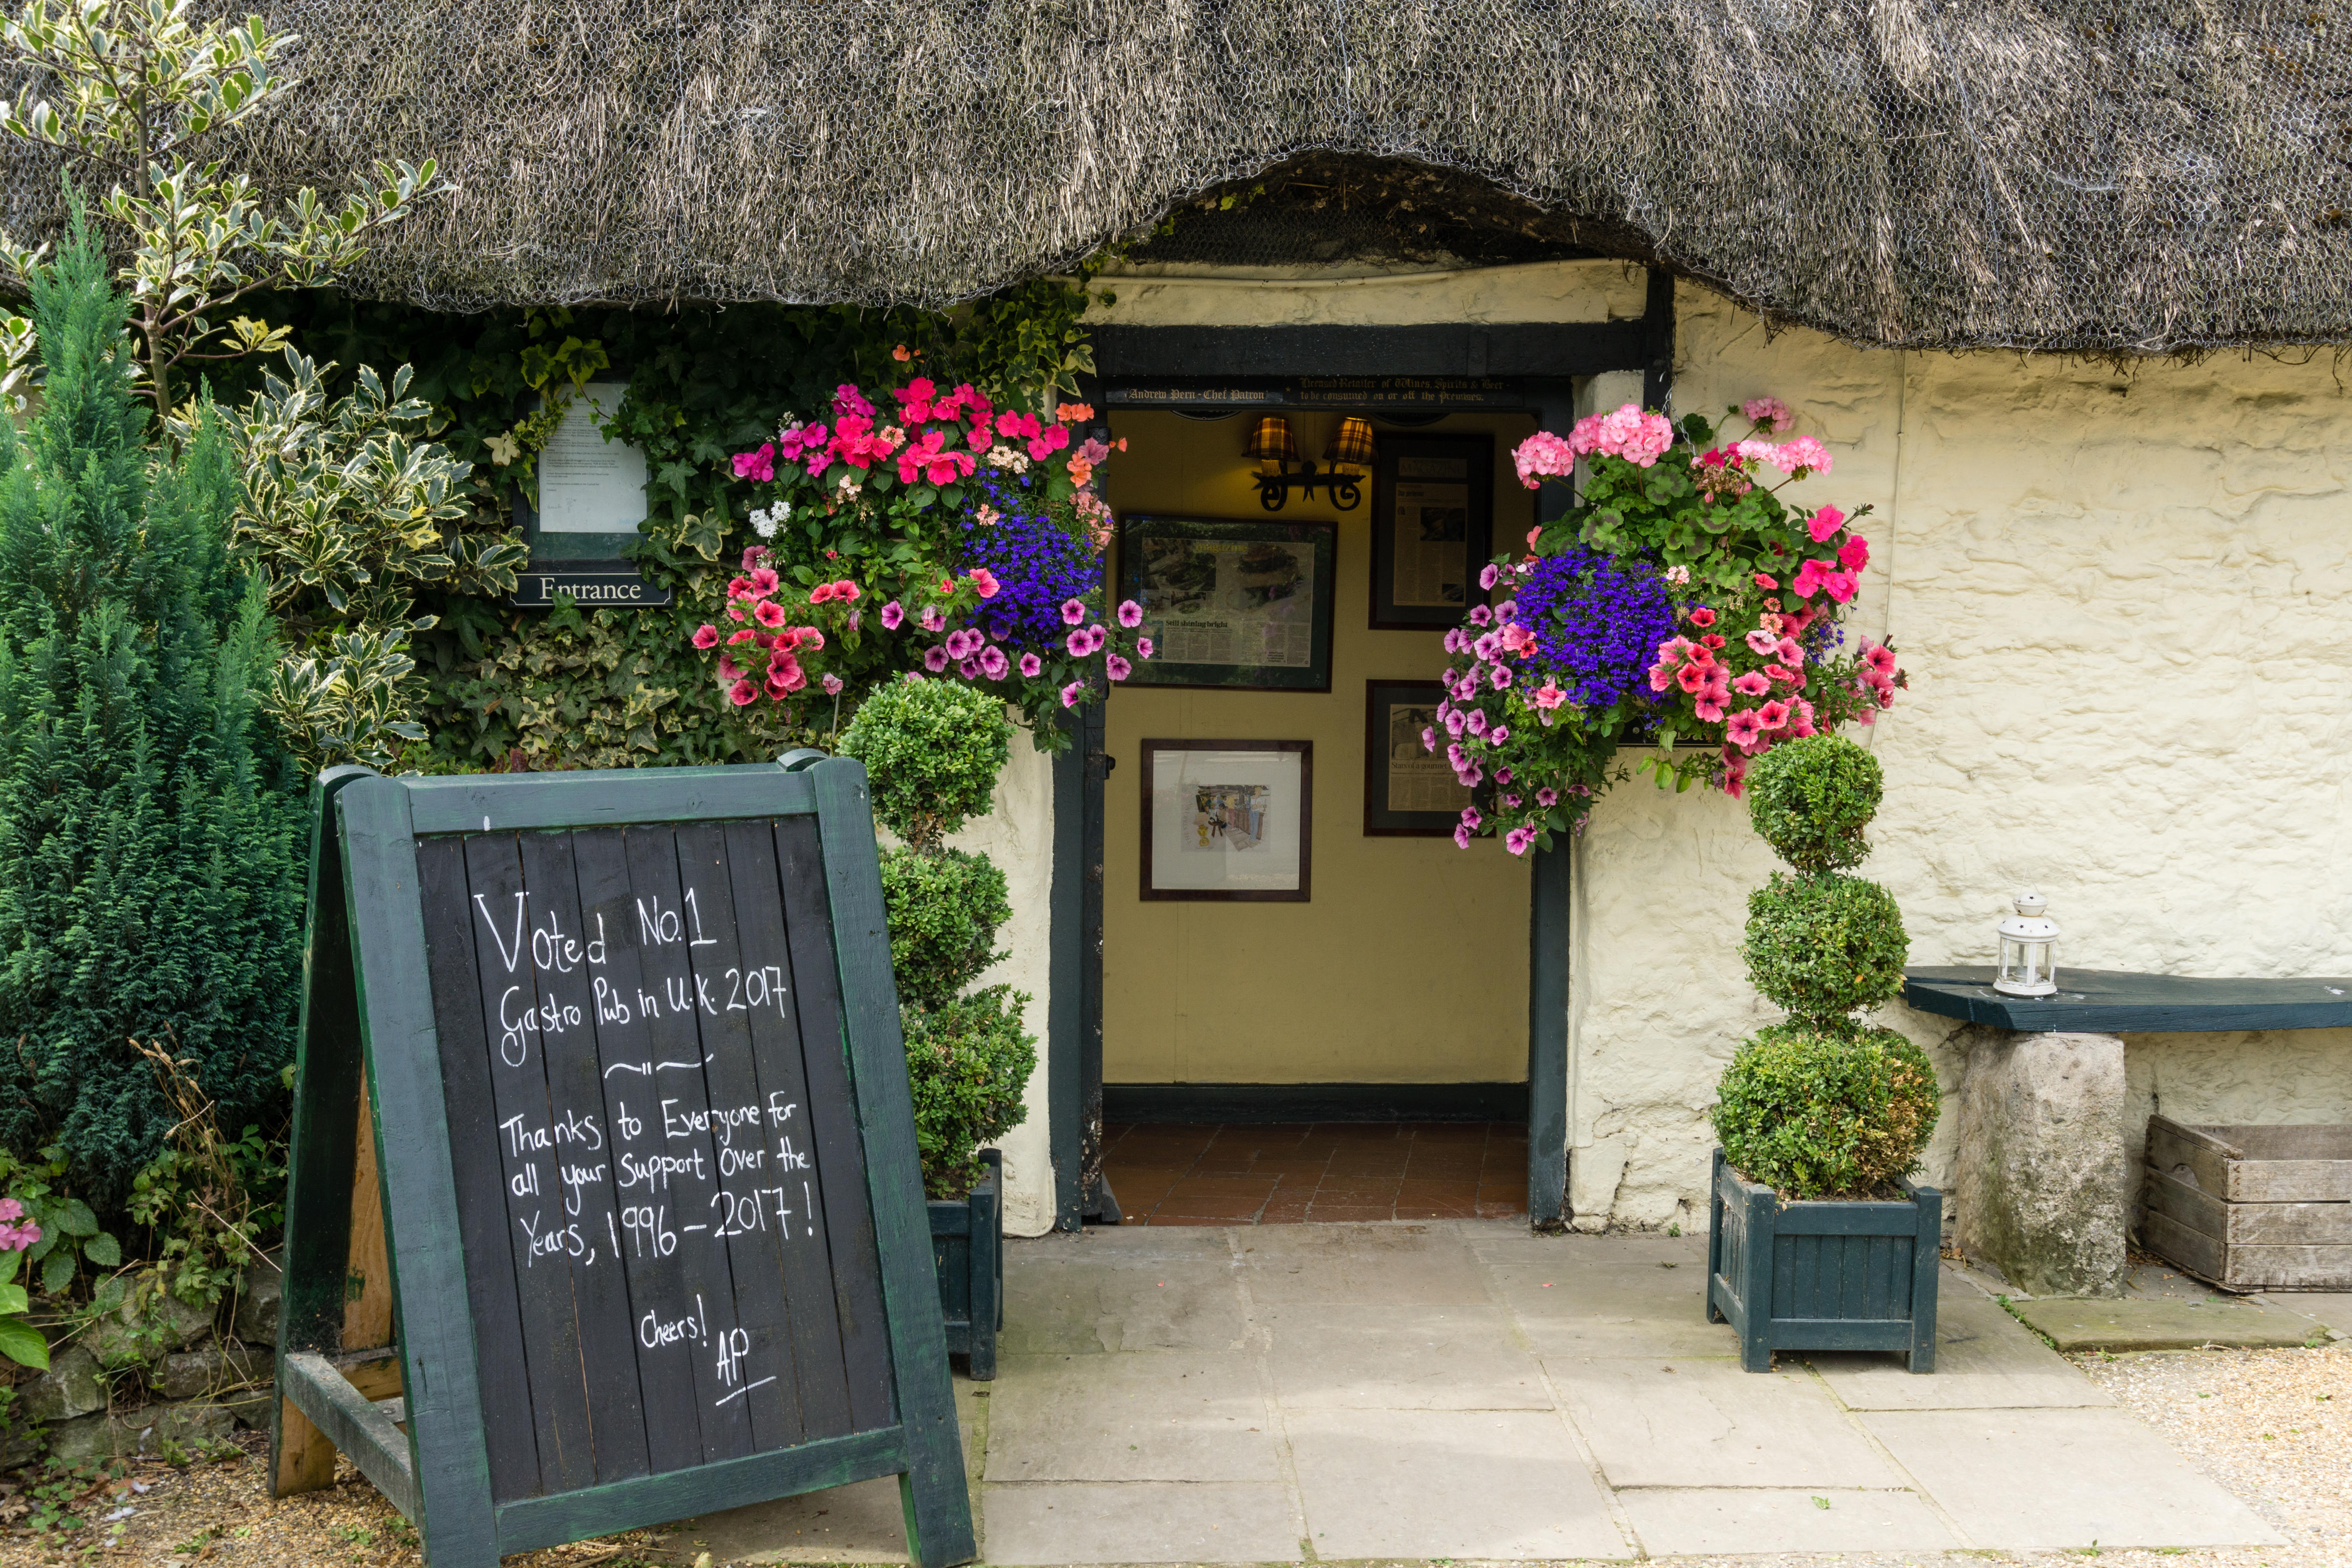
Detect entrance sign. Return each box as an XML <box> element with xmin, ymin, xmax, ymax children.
<box><xmin>270</xmin><ymin>759</ymin><xmax>974</xmax><ymax>1568</ymax></box>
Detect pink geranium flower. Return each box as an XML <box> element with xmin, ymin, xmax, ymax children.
<box><xmin>1742</xmin><ymin>396</ymin><xmax>1791</xmax><ymax>430</ymax></box>
<box><xmin>1822</xmin><ymin>570</ymin><xmax>1859</xmax><ymax>604</ymax></box>
<box><xmin>732</xmin><ymin>443</ymin><xmax>776</xmax><ymax>482</ymax></box>
<box><xmin>1808</xmin><ymin>505</ymin><xmax>1845</xmax><ymax>543</ymax></box>
<box><xmin>1753</xmin><ymin>573</ymin><xmax>1779</xmax><ymax>590</ymax></box>
<box><xmin>1791</xmin><ymin>559</ymin><xmax>1829</xmax><ymax>599</ymax></box>
<box><xmin>1838</xmin><ymin>536</ymin><xmax>1869</xmax><ymax>571</ymax></box>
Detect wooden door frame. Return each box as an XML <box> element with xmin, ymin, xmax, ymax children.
<box><xmin>1050</xmin><ymin>270</ymin><xmax>1676</xmax><ymax>1229</ymax></box>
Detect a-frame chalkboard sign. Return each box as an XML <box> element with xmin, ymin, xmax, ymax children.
<box><xmin>270</xmin><ymin>756</ymin><xmax>975</xmax><ymax>1568</ymax></box>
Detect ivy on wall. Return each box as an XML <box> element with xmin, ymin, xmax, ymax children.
<box><xmin>237</xmin><ymin>277</ymin><xmax>1101</xmax><ymax>770</ymax></box>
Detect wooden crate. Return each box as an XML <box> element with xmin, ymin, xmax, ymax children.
<box><xmin>2142</xmin><ymin>1116</ymin><xmax>2352</xmax><ymax>1290</ymax></box>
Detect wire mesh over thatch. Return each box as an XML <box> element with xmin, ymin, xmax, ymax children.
<box><xmin>4</xmin><ymin>0</ymin><xmax>2348</xmax><ymax>353</ymax></box>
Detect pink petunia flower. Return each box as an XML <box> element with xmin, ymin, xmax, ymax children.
<box><xmin>1721</xmin><ymin>746</ymin><xmax>1749</xmax><ymax>797</ymax></box>
<box><xmin>1505</xmin><ymin>827</ymin><xmax>1536</xmax><ymax>856</ymax></box>
<box><xmin>1758</xmin><ymin>700</ymin><xmax>1792</xmax><ymax>730</ymax></box>
<box><xmin>1465</xmin><ymin>710</ymin><xmax>1489</xmax><ymax>737</ymax></box>
<box><xmin>969</xmin><ymin>569</ymin><xmax>1000</xmax><ymax>599</ymax></box>
<box><xmin>755</xmin><ymin>600</ymin><xmax>787</xmax><ymax>628</ymax></box>
<box><xmin>1694</xmin><ymin>698</ymin><xmax>1726</xmax><ymax>723</ymax></box>
<box><xmin>880</xmin><ymin>600</ymin><xmax>905</xmax><ymax>630</ymax></box>
<box><xmin>1060</xmin><ymin>681</ymin><xmax>1085</xmax><ymax>708</ymax></box>
<box><xmin>1061</xmin><ymin>599</ymin><xmax>1087</xmax><ymax>626</ymax></box>
<box><xmin>1489</xmin><ymin>665</ymin><xmax>1513</xmax><ymax>689</ymax></box>
<box><xmin>1725</xmin><ymin>709</ymin><xmax>1766</xmax><ymax>751</ymax></box>
<box><xmin>1677</xmin><ymin>663</ymin><xmax>1708</xmax><ymax>694</ymax></box>
<box><xmin>1744</xmin><ymin>629</ymin><xmax>1781</xmax><ymax>656</ymax></box>
<box><xmin>1459</xmin><ymin>807</ymin><xmax>1483</xmax><ymax>832</ymax></box>
<box><xmin>1116</xmin><ymin>599</ymin><xmax>1144</xmax><ymax>628</ymax></box>
<box><xmin>919</xmin><ymin>607</ymin><xmax>946</xmax><ymax>633</ymax></box>
<box><xmin>980</xmin><ymin>646</ymin><xmax>1010</xmax><ymax>680</ymax></box>
<box><xmin>924</xmin><ymin>646</ymin><xmax>951</xmax><ymax>672</ymax></box>
<box><xmin>821</xmin><ymin>673</ymin><xmax>844</xmax><ymax>696</ymax></box>
<box><xmin>1445</xmin><ymin>709</ymin><xmax>1467</xmax><ymax>737</ymax></box>
<box><xmin>1422</xmin><ymin>726</ymin><xmax>1437</xmax><ymax>753</ymax></box>
<box><xmin>1490</xmin><ymin>725</ymin><xmax>1509</xmax><ymax>743</ymax></box>
<box><xmin>1790</xmin><ymin>698</ymin><xmax>1818</xmax><ymax>736</ymax></box>
<box><xmin>1537</xmin><ymin>787</ymin><xmax>1560</xmax><ymax>808</ymax></box>
<box><xmin>1019</xmin><ymin>652</ymin><xmax>1043</xmax><ymax>678</ymax></box>
<box><xmin>729</xmin><ymin>677</ymin><xmax>758</xmax><ymax>706</ymax></box>
<box><xmin>1136</xmin><ymin>638</ymin><xmax>1153</xmax><ymax>660</ymax></box>
<box><xmin>1106</xmin><ymin>655</ymin><xmax>1132</xmax><ymax>682</ymax></box>
<box><xmin>958</xmin><ymin>656</ymin><xmax>983</xmax><ymax>680</ymax></box>
<box><xmin>1454</xmin><ymin>824</ymin><xmax>1474</xmax><ymax>848</ymax></box>
<box><xmin>1468</xmin><ymin>605</ymin><xmax>1493</xmax><ymax>628</ymax></box>
<box><xmin>1688</xmin><ymin>606</ymin><xmax>1716</xmax><ymax>628</ymax></box>
<box><xmin>1732</xmin><ymin>672</ymin><xmax>1771</xmax><ymax>697</ymax></box>
<box><xmin>1066</xmin><ymin>629</ymin><xmax>1092</xmax><ymax>658</ymax></box>
<box><xmin>748</xmin><ymin>568</ymin><xmax>780</xmax><ymax>596</ymax></box>
<box><xmin>692</xmin><ymin>624</ymin><xmax>720</xmax><ymax>650</ymax></box>
<box><xmin>1479</xmin><ymin>564</ymin><xmax>1502</xmax><ymax>591</ymax></box>
<box><xmin>1532</xmin><ymin>682</ymin><xmax>1566</xmax><ymax>710</ymax></box>
<box><xmin>717</xmin><ymin>654</ymin><xmax>742</xmax><ymax>682</ymax></box>
<box><xmin>1754</xmin><ymin>573</ymin><xmax>1779</xmax><ymax>590</ymax></box>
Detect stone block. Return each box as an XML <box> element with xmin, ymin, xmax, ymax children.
<box><xmin>45</xmin><ymin>1399</ymin><xmax>239</xmax><ymax>1466</ymax></box>
<box><xmin>1618</xmin><ymin>1487</ymin><xmax>1961</xmax><ymax>1554</ymax></box>
<box><xmin>983</xmin><ymin>1350</ymin><xmax>1279</xmax><ymax>1483</ymax></box>
<box><xmin>1806</xmin><ymin>1290</ymin><xmax>2113</xmax><ymax>1409</ymax></box>
<box><xmin>151</xmin><ymin>1342</ymin><xmax>262</xmax><ymax>1401</ymax></box>
<box><xmin>1954</xmin><ymin>1028</ymin><xmax>2127</xmax><ymax>1297</ymax></box>
<box><xmin>85</xmin><ymin>1291</ymin><xmax>216</xmax><ymax>1369</ymax></box>
<box><xmin>231</xmin><ymin>1250</ymin><xmax>282</xmax><ymax>1346</ymax></box>
<box><xmin>21</xmin><ymin>1345</ymin><xmax>105</xmax><ymax>1423</ymax></box>
<box><xmin>1261</xmin><ymin>1303</ymin><xmax>1552</xmax><ymax>1410</ymax></box>
<box><xmin>2010</xmin><ymin>1294</ymin><xmax>2323</xmax><ymax>1351</ymax></box>
<box><xmin>1551</xmin><ymin>1356</ymin><xmax>1903</xmax><ymax>1489</ymax></box>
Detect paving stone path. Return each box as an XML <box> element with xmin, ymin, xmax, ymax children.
<box><xmin>681</xmin><ymin>1221</ymin><xmax>2293</xmax><ymax>1563</ymax></box>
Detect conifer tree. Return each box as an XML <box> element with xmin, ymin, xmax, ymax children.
<box><xmin>0</xmin><ymin>218</ymin><xmax>304</xmax><ymax>1207</ymax></box>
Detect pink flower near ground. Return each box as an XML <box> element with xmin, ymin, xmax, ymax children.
<box><xmin>880</xmin><ymin>600</ymin><xmax>905</xmax><ymax>630</ymax></box>
<box><xmin>1744</xmin><ymin>629</ymin><xmax>1780</xmax><ymax>656</ymax></box>
<box><xmin>1116</xmin><ymin>599</ymin><xmax>1144</xmax><ymax>628</ymax></box>
<box><xmin>1060</xmin><ymin>599</ymin><xmax>1086</xmax><ymax>626</ymax></box>
<box><xmin>691</xmin><ymin>624</ymin><xmax>720</xmax><ymax>650</ymax></box>
<box><xmin>729</xmin><ymin>678</ymin><xmax>758</xmax><ymax>706</ymax></box>
<box><xmin>1809</xmin><ymin>505</ymin><xmax>1845</xmax><ymax>543</ymax></box>
<box><xmin>1725</xmin><ymin>709</ymin><xmax>1766</xmax><ymax>751</ymax></box>
<box><xmin>1060</xmin><ymin>681</ymin><xmax>1084</xmax><ymax>708</ymax></box>
<box><xmin>924</xmin><ymin>646</ymin><xmax>951</xmax><ymax>672</ymax></box>
<box><xmin>1838</xmin><ymin>535</ymin><xmax>1870</xmax><ymax>571</ymax></box>
<box><xmin>1106</xmin><ymin>655</ymin><xmax>1132</xmax><ymax>682</ymax></box>
<box><xmin>1732</xmin><ymin>671</ymin><xmax>1771</xmax><ymax>697</ymax></box>
<box><xmin>1742</xmin><ymin>396</ymin><xmax>1791</xmax><ymax>430</ymax></box>
<box><xmin>1019</xmin><ymin>652</ymin><xmax>1043</xmax><ymax>678</ymax></box>
<box><xmin>821</xmin><ymin>673</ymin><xmax>844</xmax><ymax>696</ymax></box>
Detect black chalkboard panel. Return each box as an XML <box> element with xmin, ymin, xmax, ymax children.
<box><xmin>269</xmin><ymin>759</ymin><xmax>972</xmax><ymax>1568</ymax></box>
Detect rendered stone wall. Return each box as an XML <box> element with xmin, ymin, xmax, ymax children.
<box><xmin>1083</xmin><ymin>260</ymin><xmax>2352</xmax><ymax>1234</ymax></box>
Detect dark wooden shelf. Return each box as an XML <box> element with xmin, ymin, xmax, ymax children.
<box><xmin>1902</xmin><ymin>966</ymin><xmax>2352</xmax><ymax>1034</ymax></box>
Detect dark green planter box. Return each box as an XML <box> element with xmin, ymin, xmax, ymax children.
<box><xmin>1706</xmin><ymin>1147</ymin><xmax>1942</xmax><ymax>1374</ymax></box>
<box><xmin>929</xmin><ymin>1148</ymin><xmax>1003</xmax><ymax>1380</ymax></box>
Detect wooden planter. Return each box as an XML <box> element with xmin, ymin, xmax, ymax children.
<box><xmin>2142</xmin><ymin>1116</ymin><xmax>2352</xmax><ymax>1290</ymax></box>
<box><xmin>928</xmin><ymin>1148</ymin><xmax>1004</xmax><ymax>1380</ymax></box>
<box><xmin>1706</xmin><ymin>1148</ymin><xmax>1943</xmax><ymax>1374</ymax></box>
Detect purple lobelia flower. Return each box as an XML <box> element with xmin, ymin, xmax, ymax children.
<box><xmin>956</xmin><ymin>468</ymin><xmax>1100</xmax><ymax>652</ymax></box>
<box><xmin>1510</xmin><ymin>547</ymin><xmax>1675</xmax><ymax>711</ymax></box>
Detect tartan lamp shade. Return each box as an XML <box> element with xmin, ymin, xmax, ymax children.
<box><xmin>1244</xmin><ymin>414</ymin><xmax>1296</xmax><ymax>463</ymax></box>
<box><xmin>1326</xmin><ymin>416</ymin><xmax>1377</xmax><ymax>467</ymax></box>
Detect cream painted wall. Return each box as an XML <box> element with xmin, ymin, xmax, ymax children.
<box><xmin>1100</xmin><ymin>410</ymin><xmax>1534</xmax><ymax>1085</ymax></box>
<box><xmin>1083</xmin><ymin>259</ymin><xmax>2352</xmax><ymax>1230</ymax></box>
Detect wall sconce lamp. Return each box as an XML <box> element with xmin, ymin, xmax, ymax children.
<box><xmin>1246</xmin><ymin>415</ymin><xmax>1375</xmax><ymax>512</ymax></box>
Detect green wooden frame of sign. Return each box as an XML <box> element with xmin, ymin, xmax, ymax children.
<box><xmin>1117</xmin><ymin>515</ymin><xmax>1337</xmax><ymax>692</ymax></box>
<box><xmin>269</xmin><ymin>757</ymin><xmax>975</xmax><ymax>1568</ymax></box>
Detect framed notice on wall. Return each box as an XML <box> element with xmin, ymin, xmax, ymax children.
<box><xmin>1140</xmin><ymin>739</ymin><xmax>1312</xmax><ymax>901</ymax></box>
<box><xmin>513</xmin><ymin>380</ymin><xmax>672</xmax><ymax>608</ymax></box>
<box><xmin>1371</xmin><ymin>434</ymin><xmax>1493</xmax><ymax>630</ymax></box>
<box><xmin>1363</xmin><ymin>680</ymin><xmax>1475</xmax><ymax>835</ymax></box>
<box><xmin>1118</xmin><ymin>516</ymin><xmax>1336</xmax><ymax>691</ymax></box>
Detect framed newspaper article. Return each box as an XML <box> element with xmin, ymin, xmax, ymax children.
<box><xmin>1370</xmin><ymin>434</ymin><xmax>1493</xmax><ymax>630</ymax></box>
<box><xmin>1118</xmin><ymin>516</ymin><xmax>1336</xmax><ymax>691</ymax></box>
<box><xmin>1139</xmin><ymin>739</ymin><xmax>1313</xmax><ymax>901</ymax></box>
<box><xmin>1363</xmin><ymin>680</ymin><xmax>1476</xmax><ymax>836</ymax></box>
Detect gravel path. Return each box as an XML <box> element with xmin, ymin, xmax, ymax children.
<box><xmin>4</xmin><ymin>1347</ymin><xmax>2347</xmax><ymax>1566</ymax></box>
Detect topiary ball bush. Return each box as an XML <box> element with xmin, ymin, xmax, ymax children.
<box><xmin>1711</xmin><ymin>1022</ymin><xmax>1941</xmax><ymax>1199</ymax></box>
<box><xmin>902</xmin><ymin>984</ymin><xmax>1038</xmax><ymax>1199</ymax></box>
<box><xmin>879</xmin><ymin>846</ymin><xmax>1010</xmax><ymax>1011</ymax></box>
<box><xmin>1745</xmin><ymin>733</ymin><xmax>1883</xmax><ymax>874</ymax></box>
<box><xmin>839</xmin><ymin>676</ymin><xmax>1013</xmax><ymax>850</ymax></box>
<box><xmin>1741</xmin><ymin>871</ymin><xmax>1910</xmax><ymax>1024</ymax></box>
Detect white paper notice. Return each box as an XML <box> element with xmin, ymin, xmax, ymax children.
<box><xmin>536</xmin><ymin>381</ymin><xmax>648</xmax><ymax>534</ymax></box>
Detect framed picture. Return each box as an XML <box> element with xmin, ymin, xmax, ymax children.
<box><xmin>1363</xmin><ymin>680</ymin><xmax>1476</xmax><ymax>836</ymax></box>
<box><xmin>1118</xmin><ymin>515</ymin><xmax>1337</xmax><ymax>691</ymax></box>
<box><xmin>1139</xmin><ymin>739</ymin><xmax>1313</xmax><ymax>902</ymax></box>
<box><xmin>1371</xmin><ymin>434</ymin><xmax>1493</xmax><ymax>630</ymax></box>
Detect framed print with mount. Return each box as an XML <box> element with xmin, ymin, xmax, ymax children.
<box><xmin>1371</xmin><ymin>433</ymin><xmax>1492</xmax><ymax>629</ymax></box>
<box><xmin>1118</xmin><ymin>515</ymin><xmax>1336</xmax><ymax>691</ymax></box>
<box><xmin>1363</xmin><ymin>680</ymin><xmax>1476</xmax><ymax>836</ymax></box>
<box><xmin>1140</xmin><ymin>739</ymin><xmax>1312</xmax><ymax>902</ymax></box>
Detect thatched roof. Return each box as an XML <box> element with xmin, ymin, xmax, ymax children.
<box><xmin>7</xmin><ymin>0</ymin><xmax>2349</xmax><ymax>354</ymax></box>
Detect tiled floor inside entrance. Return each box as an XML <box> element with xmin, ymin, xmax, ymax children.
<box><xmin>1102</xmin><ymin>1121</ymin><xmax>1527</xmax><ymax>1223</ymax></box>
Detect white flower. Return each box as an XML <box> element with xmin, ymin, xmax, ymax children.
<box><xmin>985</xmin><ymin>445</ymin><xmax>1029</xmax><ymax>473</ymax></box>
<box><xmin>749</xmin><ymin>507</ymin><xmax>778</xmax><ymax>539</ymax></box>
<box><xmin>485</xmin><ymin>432</ymin><xmax>520</xmax><ymax>466</ymax></box>
<box><xmin>1664</xmin><ymin>564</ymin><xmax>1690</xmax><ymax>586</ymax></box>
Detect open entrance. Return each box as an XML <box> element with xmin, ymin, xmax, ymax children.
<box><xmin>1094</xmin><ymin>406</ymin><xmax>1538</xmax><ymax>1223</ymax></box>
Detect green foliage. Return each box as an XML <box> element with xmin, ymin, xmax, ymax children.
<box><xmin>839</xmin><ymin>679</ymin><xmax>1013</xmax><ymax>851</ymax></box>
<box><xmin>1711</xmin><ymin>1023</ymin><xmax>1941</xmax><ymax>1199</ymax></box>
<box><xmin>122</xmin><ymin>1034</ymin><xmax>284</xmax><ymax>1306</ymax></box>
<box><xmin>1741</xmin><ymin>872</ymin><xmax>1911</xmax><ymax>1025</ymax></box>
<box><xmin>879</xmin><ymin>847</ymin><xmax>1010</xmax><ymax>1012</ymax></box>
<box><xmin>0</xmin><ymin>224</ymin><xmax>304</xmax><ymax>1211</ymax></box>
<box><xmin>220</xmin><ymin>347</ymin><xmax>523</xmax><ymax>770</ymax></box>
<box><xmin>1745</xmin><ymin>735</ymin><xmax>1882</xmax><ymax>874</ymax></box>
<box><xmin>0</xmin><ymin>0</ymin><xmax>437</xmax><ymax>419</ymax></box>
<box><xmin>902</xmin><ymin>985</ymin><xmax>1036</xmax><ymax>1200</ymax></box>
<box><xmin>0</xmin><ymin>1143</ymin><xmax>122</xmax><ymax>1298</ymax></box>
<box><xmin>0</xmin><ymin>1246</ymin><xmax>46</xmax><ymax>1368</ymax></box>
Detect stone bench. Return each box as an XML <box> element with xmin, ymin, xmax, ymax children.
<box><xmin>1901</xmin><ymin>967</ymin><xmax>2352</xmax><ymax>1298</ymax></box>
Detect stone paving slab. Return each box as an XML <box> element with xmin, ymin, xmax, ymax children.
<box><xmin>1283</xmin><ymin>1405</ymin><xmax>1631</xmax><ymax>1560</ymax></box>
<box><xmin>1230</xmin><ymin>1222</ymin><xmax>1493</xmax><ymax>1306</ymax></box>
<box><xmin>1616</xmin><ymin>1486</ymin><xmax>1963</xmax><ymax>1554</ymax></box>
<box><xmin>984</xmin><ymin>1350</ymin><xmax>1280</xmax><ymax>1483</ymax></box>
<box><xmin>980</xmin><ymin>1481</ymin><xmax>1299</xmax><ymax>1564</ymax></box>
<box><xmin>1487</xmin><ymin>1236</ymin><xmax>1729</xmax><ymax>1358</ymax></box>
<box><xmin>1550</xmin><ymin>1356</ymin><xmax>1905</xmax><ymax>1489</ymax></box>
<box><xmin>1001</xmin><ymin>1257</ymin><xmax>1252</xmax><ymax>1356</ymax></box>
<box><xmin>1863</xmin><ymin>1406</ymin><xmax>2290</xmax><ymax>1548</ymax></box>
<box><xmin>2012</xmin><ymin>1294</ymin><xmax>2327</xmax><ymax>1351</ymax></box>
<box><xmin>1260</xmin><ymin>1303</ymin><xmax>1553</xmax><ymax>1410</ymax></box>
<box><xmin>1808</xmin><ymin>1292</ymin><xmax>2114</xmax><ymax>1409</ymax></box>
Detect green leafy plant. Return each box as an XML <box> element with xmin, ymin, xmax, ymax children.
<box><xmin>0</xmin><ymin>220</ymin><xmax>305</xmax><ymax>1212</ymax></box>
<box><xmin>1711</xmin><ymin>734</ymin><xmax>1936</xmax><ymax>1199</ymax></box>
<box><xmin>840</xmin><ymin>679</ymin><xmax>1030</xmax><ymax>1198</ymax></box>
<box><xmin>122</xmin><ymin>1032</ymin><xmax>285</xmax><ymax>1307</ymax></box>
<box><xmin>0</xmin><ymin>0</ymin><xmax>437</xmax><ymax>421</ymax></box>
<box><xmin>0</xmin><ymin>1236</ymin><xmax>47</xmax><ymax>1368</ymax></box>
<box><xmin>0</xmin><ymin>1145</ymin><xmax>122</xmax><ymax>1298</ymax></box>
<box><xmin>222</xmin><ymin>347</ymin><xmax>523</xmax><ymax>770</ymax></box>
<box><xmin>902</xmin><ymin>986</ymin><xmax>1037</xmax><ymax>1200</ymax></box>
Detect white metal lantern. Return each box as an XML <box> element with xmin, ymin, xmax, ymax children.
<box><xmin>1992</xmin><ymin>889</ymin><xmax>2060</xmax><ymax>997</ymax></box>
